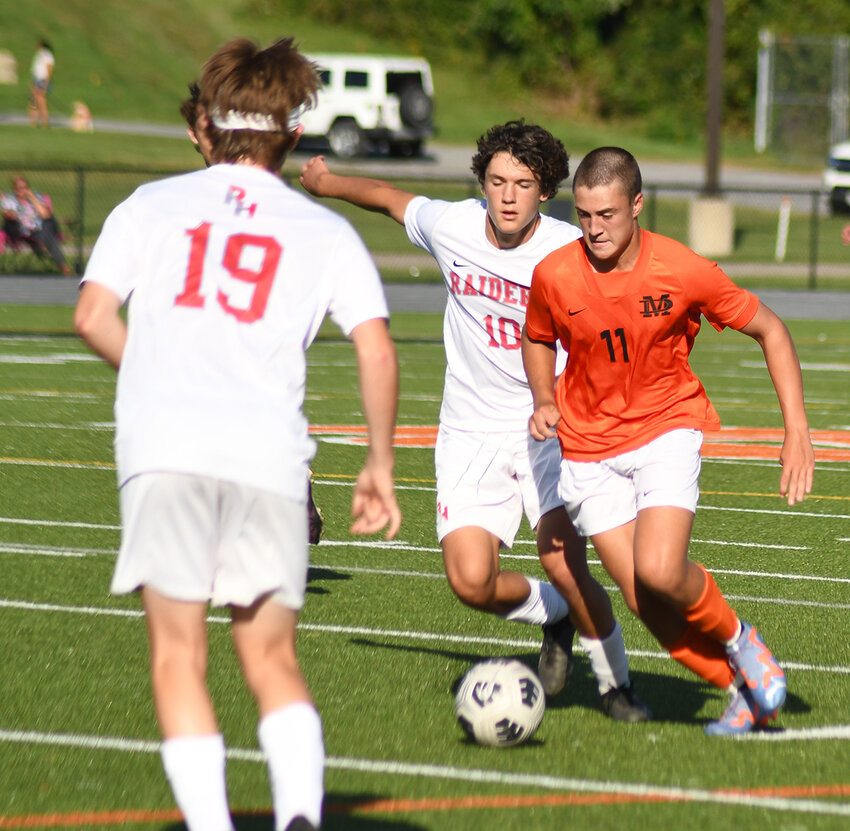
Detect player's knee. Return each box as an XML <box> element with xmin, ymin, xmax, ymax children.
<box><xmin>149</xmin><ymin>644</ymin><xmax>206</xmax><ymax>688</ymax></box>
<box><xmin>239</xmin><ymin>643</ymin><xmax>299</xmax><ymax>695</ymax></box>
<box><xmin>446</xmin><ymin>570</ymin><xmax>496</xmax><ymax>611</ymax></box>
<box><xmin>635</xmin><ymin>559</ymin><xmax>689</xmax><ymax>603</ymax></box>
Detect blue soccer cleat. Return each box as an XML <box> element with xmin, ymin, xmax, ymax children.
<box><xmin>726</xmin><ymin>621</ymin><xmax>786</xmax><ymax>717</ymax></box>
<box><xmin>705</xmin><ymin>685</ymin><xmax>770</xmax><ymax>736</ymax></box>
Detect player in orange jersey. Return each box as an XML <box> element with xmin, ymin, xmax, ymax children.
<box><xmin>522</xmin><ymin>146</ymin><xmax>814</xmax><ymax>734</ymax></box>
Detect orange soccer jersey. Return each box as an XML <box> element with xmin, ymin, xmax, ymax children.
<box><xmin>526</xmin><ymin>230</ymin><xmax>760</xmax><ymax>461</ymax></box>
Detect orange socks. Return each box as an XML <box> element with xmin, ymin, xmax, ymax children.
<box><xmin>682</xmin><ymin>565</ymin><xmax>739</xmax><ymax>642</ymax></box>
<box><xmin>666</xmin><ymin>566</ymin><xmax>739</xmax><ymax>689</ymax></box>
<box><xmin>668</xmin><ymin>626</ymin><xmax>735</xmax><ymax>689</ymax></box>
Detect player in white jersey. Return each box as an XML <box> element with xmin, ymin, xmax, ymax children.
<box><xmin>301</xmin><ymin>121</ymin><xmax>649</xmax><ymax>722</ymax></box>
<box><xmin>75</xmin><ymin>39</ymin><xmax>401</xmax><ymax>831</ymax></box>
<box><xmin>180</xmin><ymin>79</ymin><xmax>326</xmax><ymax>545</ymax></box>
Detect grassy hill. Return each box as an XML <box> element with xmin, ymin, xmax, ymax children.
<box><xmin>0</xmin><ymin>1</ymin><xmax>791</xmax><ymax>169</ymax></box>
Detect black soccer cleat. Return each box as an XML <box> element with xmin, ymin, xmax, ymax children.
<box><xmin>285</xmin><ymin>817</ymin><xmax>318</xmax><ymax>831</ymax></box>
<box><xmin>307</xmin><ymin>475</ymin><xmax>324</xmax><ymax>545</ymax></box>
<box><xmin>601</xmin><ymin>682</ymin><xmax>652</xmax><ymax>722</ymax></box>
<box><xmin>538</xmin><ymin>615</ymin><xmax>576</xmax><ymax>696</ymax></box>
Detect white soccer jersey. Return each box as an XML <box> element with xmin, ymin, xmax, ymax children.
<box><xmin>405</xmin><ymin>197</ymin><xmax>581</xmax><ymax>431</ymax></box>
<box><xmin>83</xmin><ymin>164</ymin><xmax>388</xmax><ymax>501</ymax></box>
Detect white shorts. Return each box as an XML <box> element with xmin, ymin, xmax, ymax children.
<box><xmin>559</xmin><ymin>429</ymin><xmax>703</xmax><ymax>538</ymax></box>
<box><xmin>113</xmin><ymin>472</ymin><xmax>309</xmax><ymax>609</ymax></box>
<box><xmin>434</xmin><ymin>424</ymin><xmax>562</xmax><ymax>546</ymax></box>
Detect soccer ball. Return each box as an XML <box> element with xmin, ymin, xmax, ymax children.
<box><xmin>454</xmin><ymin>658</ymin><xmax>545</xmax><ymax>748</ymax></box>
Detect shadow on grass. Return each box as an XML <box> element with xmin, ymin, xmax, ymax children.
<box><xmin>306</xmin><ymin>566</ymin><xmax>353</xmax><ymax>596</ymax></box>
<box><xmin>163</xmin><ymin>796</ymin><xmax>429</xmax><ymax>830</ymax></box>
<box><xmin>348</xmin><ymin>637</ymin><xmax>810</xmax><ymax>730</ymax></box>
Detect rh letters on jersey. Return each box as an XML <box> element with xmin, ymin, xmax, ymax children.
<box><xmin>226</xmin><ymin>185</ymin><xmax>258</xmax><ymax>218</ymax></box>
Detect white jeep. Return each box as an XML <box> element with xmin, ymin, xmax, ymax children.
<box><xmin>824</xmin><ymin>140</ymin><xmax>850</xmax><ymax>215</ymax></box>
<box><xmin>301</xmin><ymin>53</ymin><xmax>435</xmax><ymax>158</ymax></box>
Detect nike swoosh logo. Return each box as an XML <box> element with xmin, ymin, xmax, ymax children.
<box><xmin>452</xmin><ymin>259</ymin><xmax>469</xmax><ymax>269</ymax></box>
<box><xmin>568</xmin><ymin>308</ymin><xmax>586</xmax><ymax>316</ymax></box>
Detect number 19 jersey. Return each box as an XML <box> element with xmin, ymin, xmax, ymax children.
<box><xmin>404</xmin><ymin>197</ymin><xmax>581</xmax><ymax>432</ymax></box>
<box><xmin>83</xmin><ymin>164</ymin><xmax>388</xmax><ymax>500</ymax></box>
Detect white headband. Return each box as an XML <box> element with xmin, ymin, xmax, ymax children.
<box><xmin>209</xmin><ymin>105</ymin><xmax>303</xmax><ymax>133</ymax></box>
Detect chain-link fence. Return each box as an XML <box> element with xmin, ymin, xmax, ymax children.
<box><xmin>755</xmin><ymin>31</ymin><xmax>850</xmax><ymax>161</ymax></box>
<box><xmin>1</xmin><ymin>165</ymin><xmax>849</xmax><ymax>290</ymax></box>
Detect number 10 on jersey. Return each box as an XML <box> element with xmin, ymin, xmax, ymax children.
<box><xmin>484</xmin><ymin>314</ymin><xmax>522</xmax><ymax>349</ymax></box>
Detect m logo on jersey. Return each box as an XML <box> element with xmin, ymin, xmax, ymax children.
<box><xmin>226</xmin><ymin>185</ymin><xmax>258</xmax><ymax>218</ymax></box>
<box><xmin>640</xmin><ymin>293</ymin><xmax>673</xmax><ymax>317</ymax></box>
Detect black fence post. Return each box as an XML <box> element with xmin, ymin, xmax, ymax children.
<box><xmin>75</xmin><ymin>167</ymin><xmax>85</xmax><ymax>276</ymax></box>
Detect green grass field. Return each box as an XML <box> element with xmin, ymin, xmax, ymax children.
<box><xmin>0</xmin><ymin>308</ymin><xmax>848</xmax><ymax>830</ymax></box>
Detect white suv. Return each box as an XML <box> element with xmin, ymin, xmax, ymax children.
<box><xmin>823</xmin><ymin>141</ymin><xmax>850</xmax><ymax>214</ymax></box>
<box><xmin>301</xmin><ymin>53</ymin><xmax>434</xmax><ymax>158</ymax></box>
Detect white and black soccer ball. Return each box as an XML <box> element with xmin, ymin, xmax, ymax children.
<box><xmin>454</xmin><ymin>658</ymin><xmax>545</xmax><ymax>748</ymax></box>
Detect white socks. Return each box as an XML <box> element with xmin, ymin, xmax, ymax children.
<box><xmin>159</xmin><ymin>703</ymin><xmax>325</xmax><ymax>831</ymax></box>
<box><xmin>503</xmin><ymin>577</ymin><xmax>569</xmax><ymax>625</ymax></box>
<box><xmin>259</xmin><ymin>702</ymin><xmax>325</xmax><ymax>831</ymax></box>
<box><xmin>160</xmin><ymin>734</ymin><xmax>234</xmax><ymax>831</ymax></box>
<box><xmin>579</xmin><ymin>621</ymin><xmax>631</xmax><ymax>695</ymax></box>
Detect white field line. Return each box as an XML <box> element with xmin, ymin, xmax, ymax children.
<box><xmin>0</xmin><ymin>420</ymin><xmax>114</xmax><ymax>431</ymax></box>
<box><xmin>0</xmin><ymin>597</ymin><xmax>848</xmax><ymax>676</ymax></box>
<box><xmin>0</xmin><ymin>727</ymin><xmax>848</xmax><ymax>816</ymax></box>
<box><xmin>4</xmin><ymin>538</ymin><xmax>850</xmax><ymax>590</ymax></box>
<box><xmin>0</xmin><ymin>391</ymin><xmax>106</xmax><ymax>401</ymax></box>
<box><xmin>0</xmin><ymin>458</ymin><xmax>115</xmax><ymax>470</ymax></box>
<box><xmin>704</xmin><ymin>457</ymin><xmax>850</xmax><ymax>473</ymax></box>
<box><xmin>4</xmin><ymin>535</ymin><xmax>850</xmax><ymax>585</ymax></box>
<box><xmin>737</xmin><ymin>725</ymin><xmax>850</xmax><ymax>741</ymax></box>
<box><xmin>0</xmin><ymin>516</ymin><xmax>120</xmax><ymax>530</ymax></box>
<box><xmin>3</xmin><ymin>545</ymin><xmax>850</xmax><ymax>611</ymax></box>
<box><xmin>698</xmin><ymin>504</ymin><xmax>850</xmax><ymax>520</ymax></box>
<box><xmin>0</xmin><ymin>353</ymin><xmax>101</xmax><ymax>364</ymax></box>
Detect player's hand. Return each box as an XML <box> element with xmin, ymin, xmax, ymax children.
<box><xmin>528</xmin><ymin>403</ymin><xmax>561</xmax><ymax>442</ymax></box>
<box><xmin>299</xmin><ymin>155</ymin><xmax>330</xmax><ymax>196</ymax></box>
<box><xmin>350</xmin><ymin>462</ymin><xmax>402</xmax><ymax>539</ymax></box>
<box><xmin>778</xmin><ymin>426</ymin><xmax>815</xmax><ymax>506</ymax></box>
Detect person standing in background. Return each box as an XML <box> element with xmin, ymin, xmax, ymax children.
<box><xmin>28</xmin><ymin>39</ymin><xmax>55</xmax><ymax>127</ymax></box>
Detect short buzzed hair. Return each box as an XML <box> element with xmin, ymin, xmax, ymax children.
<box><xmin>573</xmin><ymin>147</ymin><xmax>642</xmax><ymax>203</ymax></box>
<box><xmin>471</xmin><ymin>120</ymin><xmax>570</xmax><ymax>199</ymax></box>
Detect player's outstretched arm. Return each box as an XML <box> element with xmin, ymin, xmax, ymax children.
<box><xmin>74</xmin><ymin>281</ymin><xmax>127</xmax><ymax>370</ymax></box>
<box><xmin>349</xmin><ymin>317</ymin><xmax>402</xmax><ymax>538</ymax></box>
<box><xmin>299</xmin><ymin>155</ymin><xmax>416</xmax><ymax>225</ymax></box>
<box><xmin>521</xmin><ymin>326</ymin><xmax>561</xmax><ymax>441</ymax></box>
<box><xmin>738</xmin><ymin>302</ymin><xmax>814</xmax><ymax>505</ymax></box>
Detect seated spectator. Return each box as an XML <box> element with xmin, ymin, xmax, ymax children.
<box><xmin>1</xmin><ymin>175</ymin><xmax>72</xmax><ymax>274</ymax></box>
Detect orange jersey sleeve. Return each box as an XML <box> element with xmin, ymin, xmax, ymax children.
<box><xmin>527</xmin><ymin>231</ymin><xmax>759</xmax><ymax>460</ymax></box>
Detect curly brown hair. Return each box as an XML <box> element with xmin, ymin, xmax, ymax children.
<box><xmin>197</xmin><ymin>38</ymin><xmax>320</xmax><ymax>170</ymax></box>
<box><xmin>179</xmin><ymin>81</ymin><xmax>201</xmax><ymax>130</ymax></box>
<box><xmin>470</xmin><ymin>120</ymin><xmax>570</xmax><ymax>199</ymax></box>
